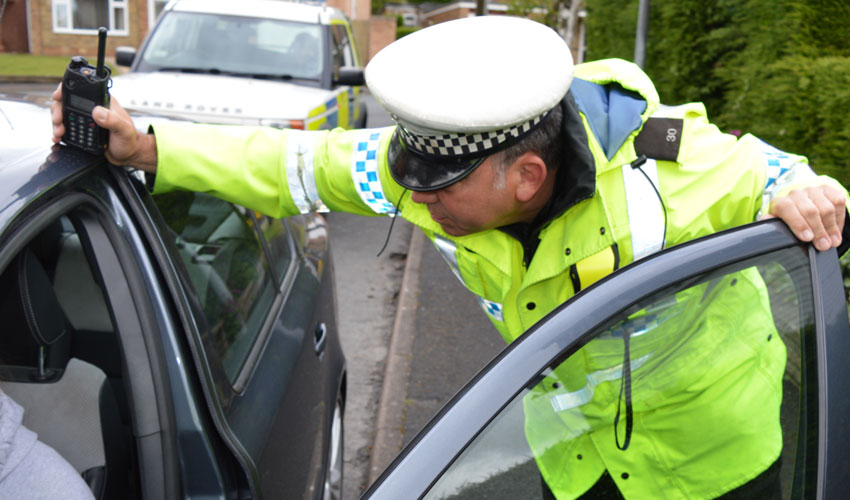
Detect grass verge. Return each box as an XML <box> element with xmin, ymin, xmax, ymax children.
<box><xmin>0</xmin><ymin>53</ymin><xmax>71</xmax><ymax>77</ymax></box>
<box><xmin>0</xmin><ymin>53</ymin><xmax>115</xmax><ymax>80</ymax></box>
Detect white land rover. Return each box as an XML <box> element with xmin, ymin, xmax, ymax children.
<box><xmin>112</xmin><ymin>0</ymin><xmax>367</xmax><ymax>130</ymax></box>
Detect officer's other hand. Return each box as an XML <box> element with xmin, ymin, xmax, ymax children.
<box><xmin>51</xmin><ymin>84</ymin><xmax>157</xmax><ymax>173</ymax></box>
<box><xmin>763</xmin><ymin>185</ymin><xmax>846</xmax><ymax>251</ymax></box>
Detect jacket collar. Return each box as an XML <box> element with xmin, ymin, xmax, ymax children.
<box><xmin>499</xmin><ymin>70</ymin><xmax>651</xmax><ymax>263</ymax></box>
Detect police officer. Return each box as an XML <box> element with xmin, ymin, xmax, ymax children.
<box><xmin>51</xmin><ymin>15</ymin><xmax>847</xmax><ymax>499</ymax></box>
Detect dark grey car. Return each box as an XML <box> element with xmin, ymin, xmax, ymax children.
<box><xmin>363</xmin><ymin>208</ymin><xmax>850</xmax><ymax>498</ymax></box>
<box><xmin>0</xmin><ymin>94</ymin><xmax>346</xmax><ymax>500</ymax></box>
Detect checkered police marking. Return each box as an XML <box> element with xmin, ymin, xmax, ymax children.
<box><xmin>757</xmin><ymin>138</ymin><xmax>817</xmax><ymax>216</ymax></box>
<box><xmin>477</xmin><ymin>297</ymin><xmax>504</xmax><ymax>322</ymax></box>
<box><xmin>432</xmin><ymin>236</ymin><xmax>504</xmax><ymax>322</ymax></box>
<box><xmin>286</xmin><ymin>131</ymin><xmax>328</xmax><ymax>213</ymax></box>
<box><xmin>760</xmin><ymin>139</ymin><xmax>796</xmax><ymax>191</ymax></box>
<box><xmin>352</xmin><ymin>131</ymin><xmax>397</xmax><ymax>215</ymax></box>
<box><xmin>326</xmin><ymin>96</ymin><xmax>339</xmax><ymax>129</ymax></box>
<box><xmin>397</xmin><ymin>112</ymin><xmax>546</xmax><ymax>158</ymax></box>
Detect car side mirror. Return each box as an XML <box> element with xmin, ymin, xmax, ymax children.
<box><xmin>115</xmin><ymin>46</ymin><xmax>137</xmax><ymax>67</ymax></box>
<box><xmin>334</xmin><ymin>66</ymin><xmax>365</xmax><ymax>86</ymax></box>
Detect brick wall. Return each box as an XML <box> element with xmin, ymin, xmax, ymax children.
<box><xmin>368</xmin><ymin>16</ymin><xmax>396</xmax><ymax>62</ymax></box>
<box><xmin>424</xmin><ymin>7</ymin><xmax>474</xmax><ymax>26</ymax></box>
<box><xmin>21</xmin><ymin>0</ymin><xmax>398</xmax><ymax>65</ymax></box>
<box><xmin>422</xmin><ymin>3</ymin><xmax>509</xmax><ymax>27</ymax></box>
<box><xmin>0</xmin><ymin>0</ymin><xmax>29</xmax><ymax>52</ymax></box>
<box><xmin>27</xmin><ymin>0</ymin><xmax>149</xmax><ymax>58</ymax></box>
<box><xmin>327</xmin><ymin>0</ymin><xmax>372</xmax><ymax>22</ymax></box>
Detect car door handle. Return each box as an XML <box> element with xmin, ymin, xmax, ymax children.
<box><xmin>314</xmin><ymin>322</ymin><xmax>327</xmax><ymax>356</ymax></box>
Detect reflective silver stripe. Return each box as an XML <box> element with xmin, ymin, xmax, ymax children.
<box><xmin>622</xmin><ymin>158</ymin><xmax>664</xmax><ymax>260</ymax></box>
<box><xmin>352</xmin><ymin>130</ymin><xmax>397</xmax><ymax>215</ymax></box>
<box><xmin>433</xmin><ymin>236</ymin><xmax>505</xmax><ymax>322</ymax></box>
<box><xmin>286</xmin><ymin>130</ymin><xmax>328</xmax><ymax>213</ymax></box>
<box><xmin>432</xmin><ymin>235</ymin><xmax>463</xmax><ymax>283</ymax></box>
<box><xmin>549</xmin><ymin>354</ymin><xmax>651</xmax><ymax>412</ymax></box>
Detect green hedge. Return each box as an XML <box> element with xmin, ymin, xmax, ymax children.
<box><xmin>584</xmin><ymin>0</ymin><xmax>850</xmax><ymax>185</ymax></box>
<box><xmin>396</xmin><ymin>26</ymin><xmax>420</xmax><ymax>39</ymax></box>
<box><xmin>720</xmin><ymin>56</ymin><xmax>850</xmax><ymax>186</ymax></box>
<box><xmin>585</xmin><ymin>0</ymin><xmax>850</xmax><ymax>306</ymax></box>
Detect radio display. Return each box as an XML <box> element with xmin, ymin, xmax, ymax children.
<box><xmin>69</xmin><ymin>93</ymin><xmax>97</xmax><ymax>113</ymax></box>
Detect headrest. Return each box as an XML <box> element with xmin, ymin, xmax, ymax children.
<box><xmin>0</xmin><ymin>247</ymin><xmax>73</xmax><ymax>381</ymax></box>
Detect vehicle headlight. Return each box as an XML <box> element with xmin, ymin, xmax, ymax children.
<box><xmin>259</xmin><ymin>119</ymin><xmax>305</xmax><ymax>130</ymax></box>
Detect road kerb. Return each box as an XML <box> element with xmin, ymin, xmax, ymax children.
<box><xmin>367</xmin><ymin>226</ymin><xmax>425</xmax><ymax>485</ymax></box>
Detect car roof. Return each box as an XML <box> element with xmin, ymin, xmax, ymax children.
<box><xmin>166</xmin><ymin>0</ymin><xmax>349</xmax><ymax>25</ymax></box>
<box><xmin>0</xmin><ymin>93</ymin><xmax>55</xmax><ymax>164</ymax></box>
<box><xmin>0</xmin><ymin>94</ymin><xmax>102</xmax><ymax>237</ymax></box>
<box><xmin>0</xmin><ymin>93</ymin><xmax>202</xmax><ymax>238</ymax></box>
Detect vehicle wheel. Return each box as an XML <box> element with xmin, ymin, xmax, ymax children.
<box><xmin>323</xmin><ymin>397</ymin><xmax>344</xmax><ymax>500</ymax></box>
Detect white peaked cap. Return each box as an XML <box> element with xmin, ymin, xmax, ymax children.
<box><xmin>365</xmin><ymin>16</ymin><xmax>574</xmax><ymax>191</ymax></box>
<box><xmin>366</xmin><ymin>15</ymin><xmax>573</xmax><ymax>134</ymax></box>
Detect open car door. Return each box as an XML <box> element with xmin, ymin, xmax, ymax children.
<box><xmin>363</xmin><ymin>219</ymin><xmax>850</xmax><ymax>500</ymax></box>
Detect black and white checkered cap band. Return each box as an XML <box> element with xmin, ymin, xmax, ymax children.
<box><xmin>396</xmin><ymin>112</ymin><xmax>547</xmax><ymax>159</ymax></box>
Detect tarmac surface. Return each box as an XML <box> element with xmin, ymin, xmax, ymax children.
<box><xmin>337</xmin><ymin>91</ymin><xmax>505</xmax><ymax>498</ymax></box>
<box><xmin>365</xmin><ymin>228</ymin><xmax>504</xmax><ymax>484</ymax></box>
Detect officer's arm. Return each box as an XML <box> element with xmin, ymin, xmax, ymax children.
<box><xmin>756</xmin><ymin>151</ymin><xmax>850</xmax><ymax>252</ymax></box>
<box><xmin>763</xmin><ymin>184</ymin><xmax>848</xmax><ymax>252</ymax></box>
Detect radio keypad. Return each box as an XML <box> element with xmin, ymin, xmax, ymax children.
<box><xmin>66</xmin><ymin>110</ymin><xmax>99</xmax><ymax>149</ymax></box>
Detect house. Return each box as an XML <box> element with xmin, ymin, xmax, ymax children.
<box><xmin>0</xmin><ymin>0</ymin><xmax>397</xmax><ymax>65</ymax></box>
<box><xmin>382</xmin><ymin>1</ymin><xmax>586</xmax><ymax>63</ymax></box>
<box><xmin>383</xmin><ymin>3</ymin><xmax>419</xmax><ymax>27</ymax></box>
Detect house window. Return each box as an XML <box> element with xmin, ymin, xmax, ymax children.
<box><xmin>52</xmin><ymin>0</ymin><xmax>129</xmax><ymax>35</ymax></box>
<box><xmin>147</xmin><ymin>0</ymin><xmax>168</xmax><ymax>29</ymax></box>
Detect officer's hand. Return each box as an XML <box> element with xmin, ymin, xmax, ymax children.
<box><xmin>51</xmin><ymin>84</ymin><xmax>158</xmax><ymax>173</ymax></box>
<box><xmin>763</xmin><ymin>185</ymin><xmax>846</xmax><ymax>251</ymax></box>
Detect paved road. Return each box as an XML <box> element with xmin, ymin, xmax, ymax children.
<box><xmin>335</xmin><ymin>91</ymin><xmax>505</xmax><ymax>499</ymax></box>
<box><xmin>362</xmin><ymin>228</ymin><xmax>504</xmax><ymax>488</ymax></box>
<box><xmin>348</xmin><ymin>93</ymin><xmax>504</xmax><ymax>496</ymax></box>
<box><xmin>327</xmin><ymin>209</ymin><xmax>412</xmax><ymax>500</ymax></box>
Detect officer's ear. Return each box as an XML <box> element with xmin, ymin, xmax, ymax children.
<box><xmin>512</xmin><ymin>153</ymin><xmax>549</xmax><ymax>203</ymax></box>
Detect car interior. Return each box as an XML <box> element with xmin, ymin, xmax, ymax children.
<box><xmin>0</xmin><ymin>215</ymin><xmax>137</xmax><ymax>500</ymax></box>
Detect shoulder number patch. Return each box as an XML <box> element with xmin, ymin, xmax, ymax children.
<box><xmin>634</xmin><ymin>117</ymin><xmax>683</xmax><ymax>162</ymax></box>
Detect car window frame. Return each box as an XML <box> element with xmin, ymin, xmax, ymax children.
<box><xmin>141</xmin><ymin>189</ymin><xmax>298</xmax><ymax>396</ymax></box>
<box><xmin>117</xmin><ymin>170</ymin><xmax>262</xmax><ymax>497</ymax></box>
<box><xmin>362</xmin><ymin>219</ymin><xmax>850</xmax><ymax>500</ymax></box>
<box><xmin>0</xmin><ymin>185</ymin><xmax>180</xmax><ymax>499</ymax></box>
<box><xmin>229</xmin><ymin>210</ymin><xmax>300</xmax><ymax>393</ymax></box>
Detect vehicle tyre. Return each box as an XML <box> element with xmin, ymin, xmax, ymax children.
<box><xmin>323</xmin><ymin>396</ymin><xmax>344</xmax><ymax>500</ymax></box>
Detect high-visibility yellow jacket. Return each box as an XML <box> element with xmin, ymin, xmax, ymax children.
<box><xmin>150</xmin><ymin>58</ymin><xmax>845</xmax><ymax>498</ymax></box>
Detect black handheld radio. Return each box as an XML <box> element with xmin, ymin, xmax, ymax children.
<box><xmin>62</xmin><ymin>27</ymin><xmax>111</xmax><ymax>154</ymax></box>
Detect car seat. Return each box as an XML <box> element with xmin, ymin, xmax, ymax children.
<box><xmin>0</xmin><ymin>247</ymin><xmax>130</xmax><ymax>500</ymax></box>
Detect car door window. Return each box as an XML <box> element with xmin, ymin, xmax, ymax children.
<box><xmin>420</xmin><ymin>246</ymin><xmax>816</xmax><ymax>499</ymax></box>
<box><xmin>331</xmin><ymin>24</ymin><xmax>355</xmax><ymax>76</ymax></box>
<box><xmin>153</xmin><ymin>191</ymin><xmax>275</xmax><ymax>384</ymax></box>
<box><xmin>254</xmin><ymin>214</ymin><xmax>294</xmax><ymax>283</ymax></box>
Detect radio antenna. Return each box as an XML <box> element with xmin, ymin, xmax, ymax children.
<box><xmin>96</xmin><ymin>27</ymin><xmax>107</xmax><ymax>78</ymax></box>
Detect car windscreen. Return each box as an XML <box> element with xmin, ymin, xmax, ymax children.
<box><xmin>135</xmin><ymin>11</ymin><xmax>325</xmax><ymax>81</ymax></box>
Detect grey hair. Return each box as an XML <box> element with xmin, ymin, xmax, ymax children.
<box><xmin>489</xmin><ymin>103</ymin><xmax>564</xmax><ymax>189</ymax></box>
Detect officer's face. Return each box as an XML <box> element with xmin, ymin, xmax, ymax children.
<box><xmin>410</xmin><ymin>158</ymin><xmax>520</xmax><ymax>236</ymax></box>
